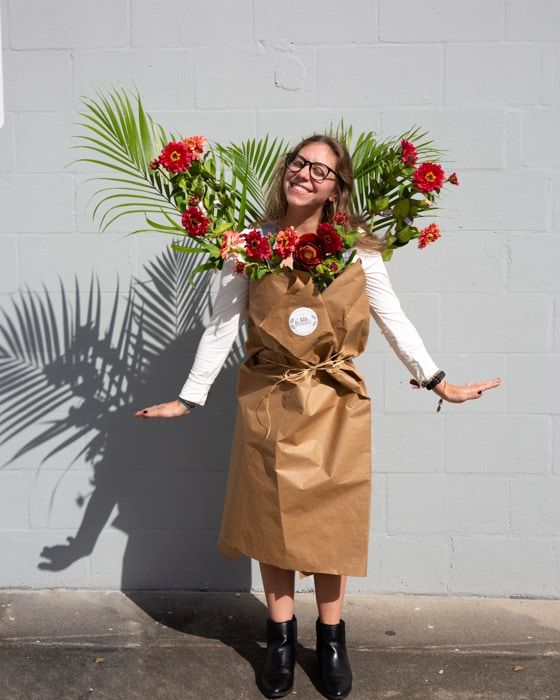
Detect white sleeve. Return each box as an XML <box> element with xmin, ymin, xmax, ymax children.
<box><xmin>178</xmin><ymin>259</ymin><xmax>249</xmax><ymax>405</ymax></box>
<box><xmin>358</xmin><ymin>249</ymin><xmax>440</xmax><ymax>384</ymax></box>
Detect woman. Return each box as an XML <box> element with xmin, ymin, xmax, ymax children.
<box><xmin>135</xmin><ymin>135</ymin><xmax>501</xmax><ymax>699</ymax></box>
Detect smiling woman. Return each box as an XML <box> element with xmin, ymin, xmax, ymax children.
<box><xmin>134</xmin><ymin>132</ymin><xmax>501</xmax><ymax>699</ymax></box>
<box><xmin>261</xmin><ymin>135</ymin><xmax>371</xmax><ymax>250</ymax></box>
<box><xmin>58</xmin><ymin>78</ymin><xmax>506</xmax><ymax>696</ymax></box>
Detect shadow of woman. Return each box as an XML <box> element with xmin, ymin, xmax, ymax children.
<box><xmin>123</xmin><ymin>589</ymin><xmax>323</xmax><ymax>697</ymax></box>
<box><xmin>0</xmin><ymin>252</ymin><xmax>248</xmax><ymax>589</ymax></box>
<box><xmin>0</xmin><ymin>246</ymin><xmax>326</xmax><ymax>694</ymax></box>
<box><xmin>36</xmin><ymin>334</ymin><xmax>249</xmax><ymax>591</ymax></box>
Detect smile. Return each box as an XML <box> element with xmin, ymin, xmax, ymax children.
<box><xmin>290</xmin><ymin>182</ymin><xmax>312</xmax><ymax>193</ymax></box>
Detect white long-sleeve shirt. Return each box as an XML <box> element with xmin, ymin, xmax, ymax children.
<box><xmin>179</xmin><ymin>248</ymin><xmax>439</xmax><ymax>405</ymax></box>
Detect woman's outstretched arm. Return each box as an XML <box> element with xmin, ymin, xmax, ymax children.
<box><xmin>134</xmin><ymin>259</ymin><xmax>249</xmax><ymax>418</ymax></box>
<box><xmin>358</xmin><ymin>249</ymin><xmax>501</xmax><ymax>404</ymax></box>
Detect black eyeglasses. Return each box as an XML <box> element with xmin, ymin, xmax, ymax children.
<box><xmin>285</xmin><ymin>153</ymin><xmax>340</xmax><ymax>183</ymax></box>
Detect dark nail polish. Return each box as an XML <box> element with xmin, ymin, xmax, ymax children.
<box><xmin>143</xmin><ymin>409</ymin><xmax>148</xmax><ymax>414</ymax></box>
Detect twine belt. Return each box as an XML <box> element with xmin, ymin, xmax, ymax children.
<box><xmin>258</xmin><ymin>352</ymin><xmax>351</xmax><ymax>438</ymax></box>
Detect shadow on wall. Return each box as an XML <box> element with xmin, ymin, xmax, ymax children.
<box><xmin>0</xmin><ymin>247</ymin><xmax>250</xmax><ymax>592</ymax></box>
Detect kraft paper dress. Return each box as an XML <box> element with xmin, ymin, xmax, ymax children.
<box><xmin>216</xmin><ymin>260</ymin><xmax>373</xmax><ymax>578</ymax></box>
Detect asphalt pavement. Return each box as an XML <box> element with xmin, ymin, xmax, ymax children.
<box><xmin>1</xmin><ymin>590</ymin><xmax>560</xmax><ymax>699</ymax></box>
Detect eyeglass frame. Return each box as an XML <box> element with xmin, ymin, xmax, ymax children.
<box><xmin>284</xmin><ymin>152</ymin><xmax>342</xmax><ymax>184</ymax></box>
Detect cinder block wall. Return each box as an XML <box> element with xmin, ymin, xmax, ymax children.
<box><xmin>1</xmin><ymin>0</ymin><xmax>558</xmax><ymax>595</ymax></box>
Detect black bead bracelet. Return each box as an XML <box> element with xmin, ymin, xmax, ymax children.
<box><xmin>178</xmin><ymin>397</ymin><xmax>199</xmax><ymax>410</ymax></box>
<box><xmin>422</xmin><ymin>369</ymin><xmax>446</xmax><ymax>391</ymax></box>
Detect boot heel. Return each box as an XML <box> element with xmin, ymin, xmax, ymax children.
<box><xmin>316</xmin><ymin>618</ymin><xmax>352</xmax><ymax>699</ymax></box>
<box><xmin>260</xmin><ymin>615</ymin><xmax>297</xmax><ymax>698</ymax></box>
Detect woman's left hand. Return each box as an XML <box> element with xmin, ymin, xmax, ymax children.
<box><xmin>430</xmin><ymin>377</ymin><xmax>502</xmax><ymax>404</ymax></box>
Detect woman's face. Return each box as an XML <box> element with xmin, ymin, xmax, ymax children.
<box><xmin>283</xmin><ymin>142</ymin><xmax>339</xmax><ymax>214</ymax></box>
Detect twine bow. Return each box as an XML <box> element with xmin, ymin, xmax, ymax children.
<box><xmin>259</xmin><ymin>352</ymin><xmax>351</xmax><ymax>439</ymax></box>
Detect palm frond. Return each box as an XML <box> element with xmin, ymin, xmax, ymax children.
<box><xmin>326</xmin><ymin>120</ymin><xmax>448</xmax><ymax>230</ymax></box>
<box><xmin>216</xmin><ymin>135</ymin><xmax>289</xmax><ymax>229</ymax></box>
<box><xmin>67</xmin><ymin>84</ymin><xmax>175</xmax><ymax>233</ymax></box>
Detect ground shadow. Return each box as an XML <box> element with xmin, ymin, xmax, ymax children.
<box><xmin>125</xmin><ymin>590</ymin><xmax>324</xmax><ymax>696</ymax></box>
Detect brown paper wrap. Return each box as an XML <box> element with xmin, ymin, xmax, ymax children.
<box><xmin>217</xmin><ymin>261</ymin><xmax>372</xmax><ymax>578</ymax></box>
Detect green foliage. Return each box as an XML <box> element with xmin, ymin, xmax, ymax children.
<box><xmin>67</xmin><ymin>83</ymin><xmax>177</xmax><ymax>232</ymax></box>
<box><xmin>216</xmin><ymin>135</ymin><xmax>289</xmax><ymax>229</ymax></box>
<box><xmin>69</xmin><ymin>86</ymin><xmax>452</xmax><ymax>262</ymax></box>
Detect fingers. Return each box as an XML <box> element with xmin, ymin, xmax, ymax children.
<box><xmin>476</xmin><ymin>378</ymin><xmax>502</xmax><ymax>395</ymax></box>
<box><xmin>134</xmin><ymin>405</ymin><xmax>160</xmax><ymax>418</ymax></box>
<box><xmin>133</xmin><ymin>401</ymin><xmax>189</xmax><ymax>419</ymax></box>
<box><xmin>467</xmin><ymin>378</ymin><xmax>502</xmax><ymax>401</ymax></box>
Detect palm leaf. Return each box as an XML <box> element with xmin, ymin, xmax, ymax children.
<box><xmin>328</xmin><ymin>120</ymin><xmax>447</xmax><ymax>232</ymax></box>
<box><xmin>216</xmin><ymin>135</ymin><xmax>289</xmax><ymax>229</ymax></box>
<box><xmin>67</xmin><ymin>84</ymin><xmax>176</xmax><ymax>233</ymax></box>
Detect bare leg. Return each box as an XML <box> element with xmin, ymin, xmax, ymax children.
<box><xmin>259</xmin><ymin>561</ymin><xmax>296</xmax><ymax>622</ymax></box>
<box><xmin>314</xmin><ymin>573</ymin><xmax>352</xmax><ymax>697</ymax></box>
<box><xmin>314</xmin><ymin>573</ymin><xmax>347</xmax><ymax>624</ymax></box>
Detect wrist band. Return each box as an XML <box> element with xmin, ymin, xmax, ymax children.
<box><xmin>178</xmin><ymin>397</ymin><xmax>199</xmax><ymax>410</ymax></box>
<box><xmin>422</xmin><ymin>369</ymin><xmax>446</xmax><ymax>391</ymax></box>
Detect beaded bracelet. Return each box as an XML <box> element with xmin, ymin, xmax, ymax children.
<box><xmin>177</xmin><ymin>397</ymin><xmax>199</xmax><ymax>410</ymax></box>
<box><xmin>422</xmin><ymin>369</ymin><xmax>446</xmax><ymax>391</ymax></box>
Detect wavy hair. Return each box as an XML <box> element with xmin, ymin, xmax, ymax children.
<box><xmin>256</xmin><ymin>134</ymin><xmax>385</xmax><ymax>251</ymax></box>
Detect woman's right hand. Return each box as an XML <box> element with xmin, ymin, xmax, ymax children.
<box><xmin>134</xmin><ymin>399</ymin><xmax>191</xmax><ymax>419</ymax></box>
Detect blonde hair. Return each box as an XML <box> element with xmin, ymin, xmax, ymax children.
<box><xmin>256</xmin><ymin>134</ymin><xmax>385</xmax><ymax>252</ymax></box>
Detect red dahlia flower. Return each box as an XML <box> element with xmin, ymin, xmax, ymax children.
<box><xmin>182</xmin><ymin>135</ymin><xmax>207</xmax><ymax>160</ymax></box>
<box><xmin>243</xmin><ymin>229</ymin><xmax>272</xmax><ymax>261</ymax></box>
<box><xmin>159</xmin><ymin>141</ymin><xmax>193</xmax><ymax>173</ymax></box>
<box><xmin>274</xmin><ymin>226</ymin><xmax>298</xmax><ymax>258</ymax></box>
<box><xmin>181</xmin><ymin>206</ymin><xmax>210</xmax><ymax>237</ymax></box>
<box><xmin>317</xmin><ymin>223</ymin><xmax>344</xmax><ymax>254</ymax></box>
<box><xmin>412</xmin><ymin>162</ymin><xmax>446</xmax><ymax>193</ymax></box>
<box><xmin>332</xmin><ymin>211</ymin><xmax>349</xmax><ymax>226</ymax></box>
<box><xmin>294</xmin><ymin>233</ymin><xmax>324</xmax><ymax>268</ymax></box>
<box><xmin>400</xmin><ymin>139</ymin><xmax>418</xmax><ymax>167</ymax></box>
<box><xmin>418</xmin><ymin>222</ymin><xmax>441</xmax><ymax>249</ymax></box>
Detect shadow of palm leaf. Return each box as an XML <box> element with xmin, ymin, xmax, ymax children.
<box><xmin>0</xmin><ymin>247</ymin><xmax>213</xmax><ymax>466</ymax></box>
<box><xmin>0</xmin><ymin>246</ymin><xmax>248</xmax><ymax>589</ymax></box>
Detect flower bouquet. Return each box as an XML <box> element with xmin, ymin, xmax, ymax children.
<box><xmin>69</xmin><ymin>86</ymin><xmax>459</xmax><ymax>290</ymax></box>
<box><xmin>216</xmin><ymin>216</ymin><xmax>360</xmax><ymax>291</ymax></box>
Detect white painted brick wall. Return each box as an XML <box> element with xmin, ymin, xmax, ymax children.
<box><xmin>318</xmin><ymin>46</ymin><xmax>444</xmax><ymax>107</ymax></box>
<box><xmin>255</xmin><ymin>0</ymin><xmax>377</xmax><ymax>45</ymax></box>
<box><xmin>0</xmin><ymin>0</ymin><xmax>559</xmax><ymax>597</ymax></box>
<box><xmin>9</xmin><ymin>0</ymin><xmax>129</xmax><ymax>49</ymax></box>
<box><xmin>446</xmin><ymin>44</ymin><xmax>542</xmax><ymax>105</ymax></box>
<box><xmin>450</xmin><ymin>536</ymin><xmax>558</xmax><ymax>597</ymax></box>
<box><xmin>379</xmin><ymin>0</ymin><xmax>503</xmax><ymax>43</ymax></box>
<box><xmin>386</xmin><ymin>475</ymin><xmax>510</xmax><ymax>535</ymax></box>
<box><xmin>131</xmin><ymin>0</ymin><xmax>253</xmax><ymax>48</ymax></box>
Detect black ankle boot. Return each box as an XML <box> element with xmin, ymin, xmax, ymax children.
<box><xmin>316</xmin><ymin>618</ymin><xmax>352</xmax><ymax>699</ymax></box>
<box><xmin>260</xmin><ymin>615</ymin><xmax>297</xmax><ymax>698</ymax></box>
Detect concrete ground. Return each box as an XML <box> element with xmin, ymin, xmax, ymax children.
<box><xmin>1</xmin><ymin>591</ymin><xmax>560</xmax><ymax>699</ymax></box>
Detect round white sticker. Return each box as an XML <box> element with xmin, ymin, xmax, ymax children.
<box><xmin>288</xmin><ymin>307</ymin><xmax>318</xmax><ymax>336</ymax></box>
